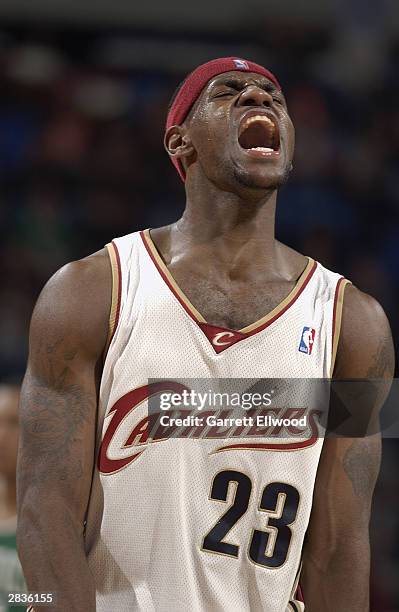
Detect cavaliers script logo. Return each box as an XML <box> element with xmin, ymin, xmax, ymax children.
<box><xmin>98</xmin><ymin>384</ymin><xmax>322</xmax><ymax>475</ymax></box>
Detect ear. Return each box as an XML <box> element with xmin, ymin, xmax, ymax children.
<box><xmin>164</xmin><ymin>125</ymin><xmax>195</xmax><ymax>160</ymax></box>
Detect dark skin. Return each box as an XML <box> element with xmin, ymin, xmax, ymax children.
<box><xmin>17</xmin><ymin>71</ymin><xmax>394</xmax><ymax>611</ymax></box>
<box><xmin>301</xmin><ymin>288</ymin><xmax>394</xmax><ymax>609</ymax></box>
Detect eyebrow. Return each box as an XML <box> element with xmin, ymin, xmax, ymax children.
<box><xmin>212</xmin><ymin>76</ymin><xmax>281</xmax><ymax>95</ymax></box>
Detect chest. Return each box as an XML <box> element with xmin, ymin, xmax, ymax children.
<box><xmin>167</xmin><ymin>268</ymin><xmax>297</xmax><ymax>330</ymax></box>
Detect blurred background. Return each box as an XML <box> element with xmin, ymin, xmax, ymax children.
<box><xmin>0</xmin><ymin>0</ymin><xmax>398</xmax><ymax>609</ymax></box>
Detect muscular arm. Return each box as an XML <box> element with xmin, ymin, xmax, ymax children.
<box><xmin>17</xmin><ymin>250</ymin><xmax>111</xmax><ymax>611</ymax></box>
<box><xmin>301</xmin><ymin>285</ymin><xmax>394</xmax><ymax>611</ymax></box>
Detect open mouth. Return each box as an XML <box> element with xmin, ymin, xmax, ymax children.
<box><xmin>238</xmin><ymin>113</ymin><xmax>280</xmax><ymax>155</ymax></box>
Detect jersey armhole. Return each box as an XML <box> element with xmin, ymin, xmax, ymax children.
<box><xmin>330</xmin><ymin>277</ymin><xmax>351</xmax><ymax>377</ymax></box>
<box><xmin>104</xmin><ymin>241</ymin><xmax>122</xmax><ymax>359</ymax></box>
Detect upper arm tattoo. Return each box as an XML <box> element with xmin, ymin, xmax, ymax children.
<box><xmin>366</xmin><ymin>333</ymin><xmax>395</xmax><ymax>380</ymax></box>
<box><xmin>343</xmin><ymin>438</ymin><xmax>381</xmax><ymax>499</ymax></box>
<box><xmin>19</xmin><ymin>337</ymin><xmax>96</xmax><ymax>485</ymax></box>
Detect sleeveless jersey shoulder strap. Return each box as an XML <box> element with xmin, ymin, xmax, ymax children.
<box><xmin>313</xmin><ymin>262</ymin><xmax>351</xmax><ymax>377</ymax></box>
<box><xmin>104</xmin><ymin>232</ymin><xmax>140</xmax><ymax>356</ymax></box>
<box><xmin>330</xmin><ymin>276</ymin><xmax>351</xmax><ymax>376</ymax></box>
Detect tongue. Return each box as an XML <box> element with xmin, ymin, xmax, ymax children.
<box><xmin>239</xmin><ymin>122</ymin><xmax>274</xmax><ymax>150</ymax></box>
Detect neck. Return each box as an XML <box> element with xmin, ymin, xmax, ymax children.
<box><xmin>172</xmin><ymin>179</ymin><xmax>278</xmax><ymax>268</ymax></box>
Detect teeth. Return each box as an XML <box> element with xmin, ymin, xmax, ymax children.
<box><xmin>241</xmin><ymin>114</ymin><xmax>275</xmax><ymax>131</ymax></box>
<box><xmin>250</xmin><ymin>147</ymin><xmax>274</xmax><ymax>153</ymax></box>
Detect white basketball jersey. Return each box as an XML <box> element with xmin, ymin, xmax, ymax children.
<box><xmin>84</xmin><ymin>229</ymin><xmax>350</xmax><ymax>612</ymax></box>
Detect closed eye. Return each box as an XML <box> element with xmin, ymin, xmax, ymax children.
<box><xmin>211</xmin><ymin>79</ymin><xmax>243</xmax><ymax>98</ymax></box>
<box><xmin>213</xmin><ymin>90</ymin><xmax>236</xmax><ymax>98</ymax></box>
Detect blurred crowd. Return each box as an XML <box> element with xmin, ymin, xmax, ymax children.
<box><xmin>1</xmin><ymin>25</ymin><xmax>398</xmax><ymax>378</ymax></box>
<box><xmin>0</xmin><ymin>17</ymin><xmax>398</xmax><ymax>611</ymax></box>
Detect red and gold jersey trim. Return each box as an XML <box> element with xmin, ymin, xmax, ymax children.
<box><xmin>141</xmin><ymin>228</ymin><xmax>206</xmax><ymax>323</ymax></box>
<box><xmin>104</xmin><ymin>241</ymin><xmax>122</xmax><ymax>356</ymax></box>
<box><xmin>288</xmin><ymin>602</ymin><xmax>304</xmax><ymax>612</ymax></box>
<box><xmin>141</xmin><ymin>229</ymin><xmax>317</xmax><ymax>345</ymax></box>
<box><xmin>241</xmin><ymin>256</ymin><xmax>316</xmax><ymax>335</ymax></box>
<box><xmin>330</xmin><ymin>277</ymin><xmax>351</xmax><ymax>376</ymax></box>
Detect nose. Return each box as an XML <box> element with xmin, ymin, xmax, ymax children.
<box><xmin>237</xmin><ymin>85</ymin><xmax>273</xmax><ymax>108</ymax></box>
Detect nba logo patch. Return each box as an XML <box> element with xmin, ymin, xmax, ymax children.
<box><xmin>233</xmin><ymin>59</ymin><xmax>249</xmax><ymax>70</ymax></box>
<box><xmin>298</xmin><ymin>327</ymin><xmax>316</xmax><ymax>355</ymax></box>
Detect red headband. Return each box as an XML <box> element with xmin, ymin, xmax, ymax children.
<box><xmin>166</xmin><ymin>57</ymin><xmax>281</xmax><ymax>182</ymax></box>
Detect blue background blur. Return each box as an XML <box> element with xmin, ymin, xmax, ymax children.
<box><xmin>0</xmin><ymin>1</ymin><xmax>398</xmax><ymax>609</ymax></box>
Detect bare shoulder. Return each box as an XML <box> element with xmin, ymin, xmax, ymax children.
<box><xmin>30</xmin><ymin>248</ymin><xmax>112</xmax><ymax>363</ymax></box>
<box><xmin>334</xmin><ymin>284</ymin><xmax>395</xmax><ymax>379</ymax></box>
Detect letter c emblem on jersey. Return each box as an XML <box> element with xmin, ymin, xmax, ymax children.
<box><xmin>212</xmin><ymin>332</ymin><xmax>235</xmax><ymax>347</ymax></box>
<box><xmin>98</xmin><ymin>381</ymin><xmax>188</xmax><ymax>474</ymax></box>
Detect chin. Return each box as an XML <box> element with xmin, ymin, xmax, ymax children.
<box><xmin>233</xmin><ymin>166</ymin><xmax>290</xmax><ymax>191</ymax></box>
